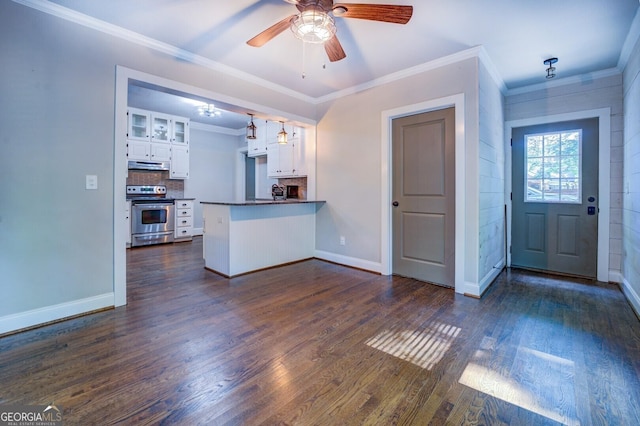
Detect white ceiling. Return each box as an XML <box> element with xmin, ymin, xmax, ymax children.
<box><xmin>38</xmin><ymin>0</ymin><xmax>640</xmax><ymax>128</ymax></box>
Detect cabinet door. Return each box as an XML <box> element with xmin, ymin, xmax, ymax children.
<box><xmin>151</xmin><ymin>143</ymin><xmax>171</xmax><ymax>162</ymax></box>
<box><xmin>267</xmin><ymin>144</ymin><xmax>280</xmax><ymax>177</ymax></box>
<box><xmin>248</xmin><ymin>120</ymin><xmax>267</xmax><ymax>157</ymax></box>
<box><xmin>127</xmin><ymin>140</ymin><xmax>151</xmax><ymax>160</ymax></box>
<box><xmin>278</xmin><ymin>143</ymin><xmax>295</xmax><ymax>176</ymax></box>
<box><xmin>171</xmin><ymin>144</ymin><xmax>189</xmax><ymax>179</ymax></box>
<box><xmin>151</xmin><ymin>113</ymin><xmax>171</xmax><ymax>143</ymax></box>
<box><xmin>128</xmin><ymin>108</ymin><xmax>150</xmax><ymax>141</ymax></box>
<box><xmin>172</xmin><ymin>117</ymin><xmax>189</xmax><ymax>144</ymax></box>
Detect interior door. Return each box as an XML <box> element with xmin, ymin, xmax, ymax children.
<box><xmin>392</xmin><ymin>107</ymin><xmax>455</xmax><ymax>287</ymax></box>
<box><xmin>511</xmin><ymin>118</ymin><xmax>599</xmax><ymax>278</ymax></box>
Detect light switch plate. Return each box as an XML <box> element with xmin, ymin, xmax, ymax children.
<box><xmin>86</xmin><ymin>175</ymin><xmax>98</xmax><ymax>190</ymax></box>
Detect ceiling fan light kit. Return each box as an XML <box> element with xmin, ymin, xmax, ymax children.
<box><xmin>247</xmin><ymin>1</ymin><xmax>413</xmax><ymax>63</ymax></box>
<box><xmin>291</xmin><ymin>7</ymin><xmax>336</xmax><ymax>43</ymax></box>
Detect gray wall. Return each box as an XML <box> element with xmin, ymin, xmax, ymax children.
<box><xmin>0</xmin><ymin>1</ymin><xmax>315</xmax><ymax>331</ymax></box>
<box><xmin>622</xmin><ymin>34</ymin><xmax>640</xmax><ymax>314</ymax></box>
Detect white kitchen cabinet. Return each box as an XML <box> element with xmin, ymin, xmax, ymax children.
<box><xmin>151</xmin><ymin>142</ymin><xmax>171</xmax><ymax>162</ymax></box>
<box><xmin>127</xmin><ymin>108</ymin><xmax>150</xmax><ymax>141</ymax></box>
<box><xmin>174</xmin><ymin>199</ymin><xmax>194</xmax><ymax>242</ymax></box>
<box><xmin>151</xmin><ymin>113</ymin><xmax>171</xmax><ymax>143</ymax></box>
<box><xmin>171</xmin><ymin>144</ymin><xmax>189</xmax><ymax>179</ymax></box>
<box><xmin>247</xmin><ymin>119</ymin><xmax>267</xmax><ymax>157</ymax></box>
<box><xmin>172</xmin><ymin>117</ymin><xmax>189</xmax><ymax>145</ymax></box>
<box><xmin>127</xmin><ymin>139</ymin><xmax>151</xmax><ymax>161</ymax></box>
<box><xmin>126</xmin><ymin>108</ymin><xmax>190</xmax><ymax>176</ymax></box>
<box><xmin>267</xmin><ymin>135</ymin><xmax>306</xmax><ymax>178</ymax></box>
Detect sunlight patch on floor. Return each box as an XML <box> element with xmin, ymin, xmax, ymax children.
<box><xmin>459</xmin><ymin>337</ymin><xmax>579</xmax><ymax>426</ymax></box>
<box><xmin>365</xmin><ymin>322</ymin><xmax>461</xmax><ymax>370</ymax></box>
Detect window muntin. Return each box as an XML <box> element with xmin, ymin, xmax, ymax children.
<box><xmin>524</xmin><ymin>130</ymin><xmax>581</xmax><ymax>203</ymax></box>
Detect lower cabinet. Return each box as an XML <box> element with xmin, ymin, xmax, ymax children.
<box><xmin>174</xmin><ymin>199</ymin><xmax>194</xmax><ymax>242</ymax></box>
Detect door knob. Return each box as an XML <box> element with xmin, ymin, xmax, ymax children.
<box><xmin>392</xmin><ymin>201</ymin><xmax>399</xmax><ymax>207</ymax></box>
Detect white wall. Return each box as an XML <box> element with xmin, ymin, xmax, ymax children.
<box><xmin>505</xmin><ymin>73</ymin><xmax>623</xmax><ymax>281</ymax></box>
<box><xmin>622</xmin><ymin>35</ymin><xmax>640</xmax><ymax>314</ymax></box>
<box><xmin>185</xmin><ymin>125</ymin><xmax>244</xmax><ymax>231</ymax></box>
<box><xmin>478</xmin><ymin>59</ymin><xmax>506</xmax><ymax>293</ymax></box>
<box><xmin>0</xmin><ymin>1</ymin><xmax>316</xmax><ymax>333</ymax></box>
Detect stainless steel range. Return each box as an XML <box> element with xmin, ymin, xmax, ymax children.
<box><xmin>127</xmin><ymin>185</ymin><xmax>175</xmax><ymax>247</ymax></box>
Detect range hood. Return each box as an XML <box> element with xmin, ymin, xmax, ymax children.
<box><xmin>128</xmin><ymin>160</ymin><xmax>170</xmax><ymax>171</ymax></box>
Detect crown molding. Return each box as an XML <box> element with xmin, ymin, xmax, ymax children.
<box><xmin>11</xmin><ymin>0</ymin><xmax>316</xmax><ymax>104</ymax></box>
<box><xmin>477</xmin><ymin>46</ymin><xmax>508</xmax><ymax>94</ymax></box>
<box><xmin>314</xmin><ymin>46</ymin><xmax>486</xmax><ymax>104</ymax></box>
<box><xmin>618</xmin><ymin>7</ymin><xmax>640</xmax><ymax>71</ymax></box>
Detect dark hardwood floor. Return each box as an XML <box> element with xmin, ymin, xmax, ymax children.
<box><xmin>1</xmin><ymin>237</ymin><xmax>639</xmax><ymax>425</ymax></box>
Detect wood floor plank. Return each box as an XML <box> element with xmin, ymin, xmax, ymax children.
<box><xmin>1</xmin><ymin>238</ymin><xmax>639</xmax><ymax>425</ymax></box>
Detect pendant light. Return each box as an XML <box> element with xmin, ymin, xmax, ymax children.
<box><xmin>277</xmin><ymin>121</ymin><xmax>288</xmax><ymax>144</ymax></box>
<box><xmin>246</xmin><ymin>113</ymin><xmax>257</xmax><ymax>140</ymax></box>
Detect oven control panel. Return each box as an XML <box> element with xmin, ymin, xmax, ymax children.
<box><xmin>126</xmin><ymin>185</ymin><xmax>167</xmax><ymax>196</ymax></box>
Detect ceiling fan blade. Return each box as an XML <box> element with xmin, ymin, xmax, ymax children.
<box><xmin>332</xmin><ymin>4</ymin><xmax>413</xmax><ymax>24</ymax></box>
<box><xmin>325</xmin><ymin>35</ymin><xmax>346</xmax><ymax>62</ymax></box>
<box><xmin>247</xmin><ymin>15</ymin><xmax>296</xmax><ymax>47</ymax></box>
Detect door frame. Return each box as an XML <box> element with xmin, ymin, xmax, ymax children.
<box><xmin>381</xmin><ymin>94</ymin><xmax>466</xmax><ymax>295</ymax></box>
<box><xmin>505</xmin><ymin>108</ymin><xmax>611</xmax><ymax>282</ymax></box>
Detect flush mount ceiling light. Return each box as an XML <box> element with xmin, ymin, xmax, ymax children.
<box><xmin>277</xmin><ymin>121</ymin><xmax>288</xmax><ymax>144</ymax></box>
<box><xmin>198</xmin><ymin>103</ymin><xmax>222</xmax><ymax>117</ymax></box>
<box><xmin>246</xmin><ymin>113</ymin><xmax>257</xmax><ymax>139</ymax></box>
<box><xmin>544</xmin><ymin>57</ymin><xmax>558</xmax><ymax>79</ymax></box>
<box><xmin>290</xmin><ymin>5</ymin><xmax>336</xmax><ymax>44</ymax></box>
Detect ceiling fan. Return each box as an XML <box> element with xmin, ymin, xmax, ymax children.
<box><xmin>247</xmin><ymin>0</ymin><xmax>413</xmax><ymax>62</ymax></box>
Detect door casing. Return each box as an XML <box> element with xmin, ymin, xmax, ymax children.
<box><xmin>382</xmin><ymin>94</ymin><xmax>467</xmax><ymax>295</ymax></box>
<box><xmin>505</xmin><ymin>108</ymin><xmax>611</xmax><ymax>282</ymax></box>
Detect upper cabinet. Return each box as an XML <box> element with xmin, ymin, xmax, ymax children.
<box><xmin>247</xmin><ymin>119</ymin><xmax>267</xmax><ymax>157</ymax></box>
<box><xmin>126</xmin><ymin>108</ymin><xmax>190</xmax><ymax>179</ymax></box>
<box><xmin>172</xmin><ymin>117</ymin><xmax>189</xmax><ymax>145</ymax></box>
<box><xmin>266</xmin><ymin>125</ymin><xmax>306</xmax><ymax>178</ymax></box>
<box><xmin>127</xmin><ymin>108</ymin><xmax>151</xmax><ymax>142</ymax></box>
<box><xmin>151</xmin><ymin>113</ymin><xmax>171</xmax><ymax>143</ymax></box>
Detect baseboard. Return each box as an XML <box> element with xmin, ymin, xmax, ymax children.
<box><xmin>193</xmin><ymin>227</ymin><xmax>203</xmax><ymax>236</ymax></box>
<box><xmin>314</xmin><ymin>250</ymin><xmax>382</xmax><ymax>274</ymax></box>
<box><xmin>620</xmin><ymin>277</ymin><xmax>640</xmax><ymax>319</ymax></box>
<box><xmin>477</xmin><ymin>260</ymin><xmax>506</xmax><ymax>297</ymax></box>
<box><xmin>0</xmin><ymin>293</ymin><xmax>114</xmax><ymax>335</ymax></box>
<box><xmin>609</xmin><ymin>270</ymin><xmax>623</xmax><ymax>284</ymax></box>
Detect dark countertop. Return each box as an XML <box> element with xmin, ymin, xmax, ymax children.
<box><xmin>175</xmin><ymin>198</ymin><xmax>196</xmax><ymax>201</ymax></box>
<box><xmin>201</xmin><ymin>199</ymin><xmax>325</xmax><ymax>206</ymax></box>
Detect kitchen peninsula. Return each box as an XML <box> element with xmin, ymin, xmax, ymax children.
<box><xmin>201</xmin><ymin>200</ymin><xmax>325</xmax><ymax>277</ymax></box>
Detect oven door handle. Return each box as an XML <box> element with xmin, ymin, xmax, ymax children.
<box><xmin>132</xmin><ymin>203</ymin><xmax>173</xmax><ymax>209</ymax></box>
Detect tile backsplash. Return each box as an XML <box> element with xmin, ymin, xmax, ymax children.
<box><xmin>277</xmin><ymin>177</ymin><xmax>307</xmax><ymax>199</ymax></box>
<box><xmin>127</xmin><ymin>171</ymin><xmax>184</xmax><ymax>199</ymax></box>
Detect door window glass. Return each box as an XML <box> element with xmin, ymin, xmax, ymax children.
<box><xmin>525</xmin><ymin>129</ymin><xmax>581</xmax><ymax>203</ymax></box>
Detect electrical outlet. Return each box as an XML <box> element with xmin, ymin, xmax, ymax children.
<box><xmin>340</xmin><ymin>236</ymin><xmax>346</xmax><ymax>246</ymax></box>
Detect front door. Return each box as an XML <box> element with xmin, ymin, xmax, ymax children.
<box><xmin>511</xmin><ymin>118</ymin><xmax>599</xmax><ymax>278</ymax></box>
<box><xmin>392</xmin><ymin>107</ymin><xmax>455</xmax><ymax>287</ymax></box>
